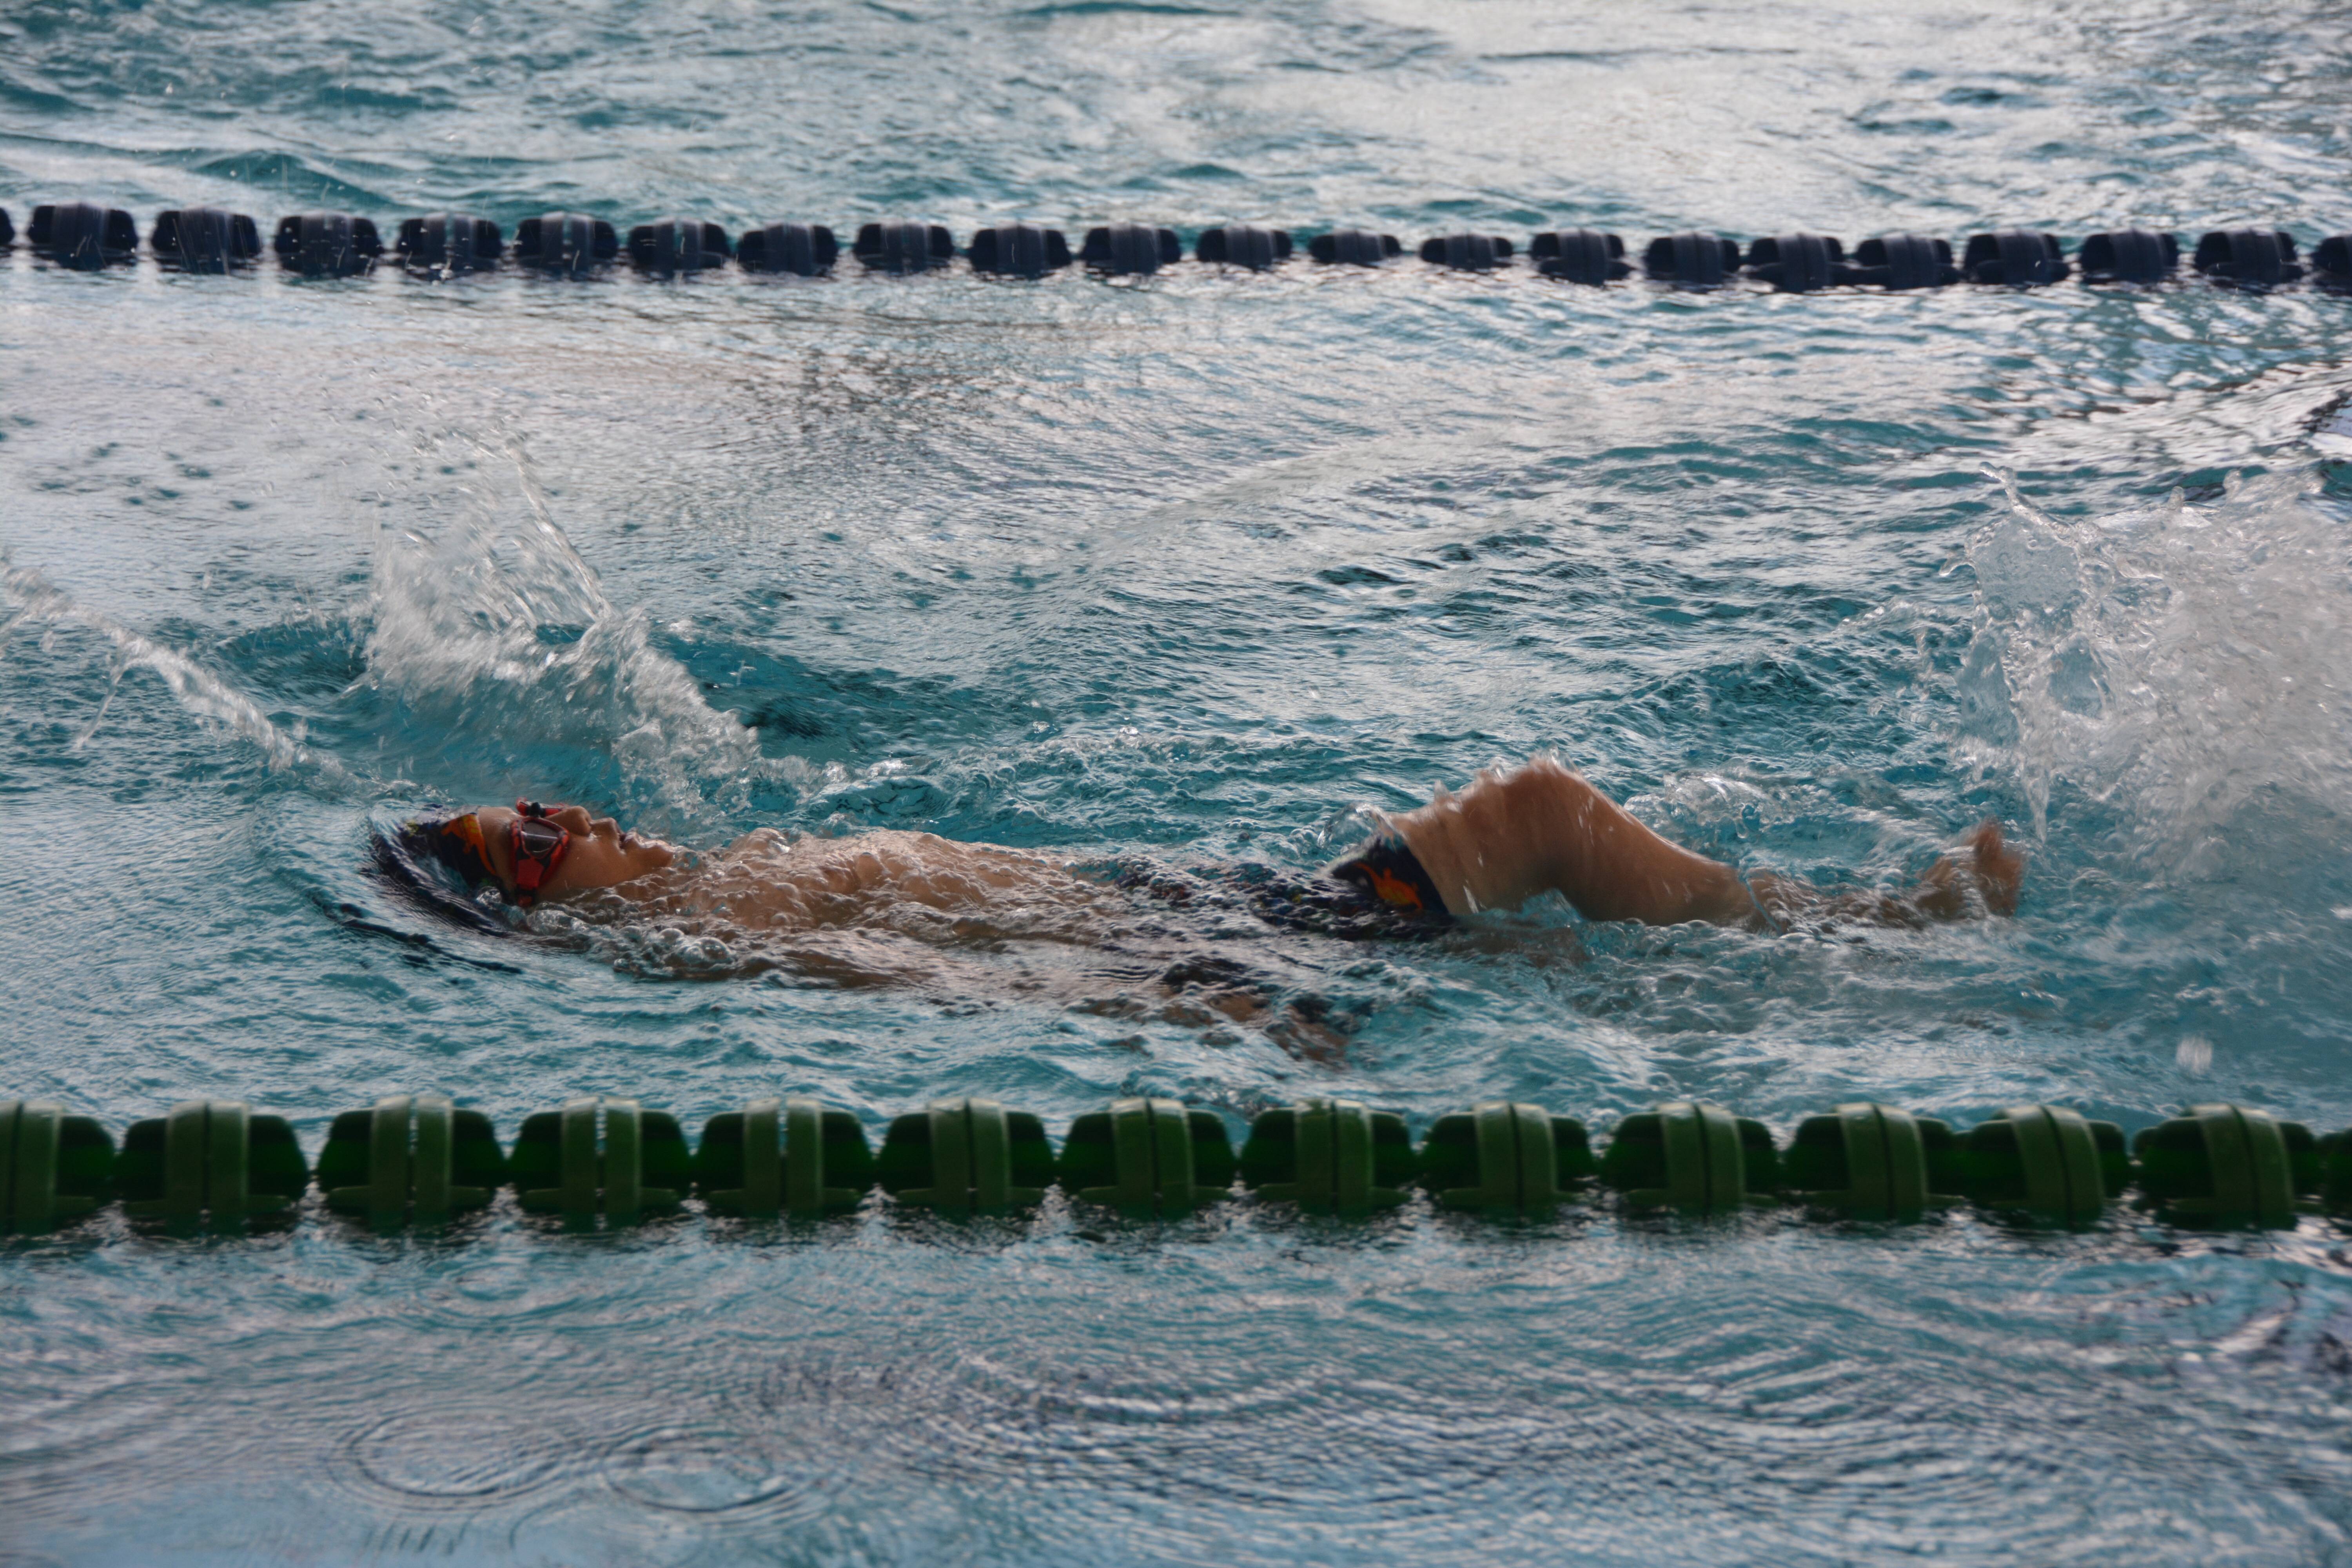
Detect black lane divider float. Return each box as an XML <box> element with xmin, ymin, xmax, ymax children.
<box><xmin>12</xmin><ymin>202</ymin><xmax>2348</xmax><ymax>290</ymax></box>
<box><xmin>2</xmin><ymin>1094</ymin><xmax>2346</xmax><ymax>1237</ymax></box>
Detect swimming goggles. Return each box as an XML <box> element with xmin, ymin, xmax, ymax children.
<box><xmin>507</xmin><ymin>800</ymin><xmax>572</xmax><ymax>905</ymax></box>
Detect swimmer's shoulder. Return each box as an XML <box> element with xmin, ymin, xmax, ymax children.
<box><xmin>717</xmin><ymin>827</ymin><xmax>795</xmax><ymax>861</ymax></box>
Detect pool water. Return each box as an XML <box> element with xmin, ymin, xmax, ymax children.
<box><xmin>5</xmin><ymin>1</ymin><xmax>2352</xmax><ymax>1562</ymax></box>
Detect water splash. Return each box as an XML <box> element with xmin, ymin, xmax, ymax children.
<box><xmin>357</xmin><ymin>430</ymin><xmax>805</xmax><ymax>830</ymax></box>
<box><xmin>1966</xmin><ymin>467</ymin><xmax>2352</xmax><ymax>876</ymax></box>
<box><xmin>0</xmin><ymin>560</ymin><xmax>344</xmax><ymax>783</ymax></box>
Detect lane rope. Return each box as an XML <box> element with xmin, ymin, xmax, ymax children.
<box><xmin>2</xmin><ymin>1093</ymin><xmax>2342</xmax><ymax>1236</ymax></box>
<box><xmin>5</xmin><ymin>203</ymin><xmax>2344</xmax><ymax>289</ymax></box>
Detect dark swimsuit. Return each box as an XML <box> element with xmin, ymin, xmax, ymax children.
<box><xmin>1111</xmin><ymin>830</ymin><xmax>1451</xmax><ymax>941</ymax></box>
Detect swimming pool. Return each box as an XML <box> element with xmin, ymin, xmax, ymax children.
<box><xmin>5</xmin><ymin>1</ymin><xmax>2352</xmax><ymax>1562</ymax></box>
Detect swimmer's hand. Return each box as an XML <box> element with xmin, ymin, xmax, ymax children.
<box><xmin>1914</xmin><ymin>820</ymin><xmax>2025</xmax><ymax>919</ymax></box>
<box><xmin>1746</xmin><ymin>820</ymin><xmax>2024</xmax><ymax>930</ymax></box>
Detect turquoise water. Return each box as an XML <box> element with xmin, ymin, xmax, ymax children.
<box><xmin>5</xmin><ymin>1</ymin><xmax>2352</xmax><ymax>1561</ymax></box>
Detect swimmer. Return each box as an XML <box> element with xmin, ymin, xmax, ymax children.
<box><xmin>384</xmin><ymin>756</ymin><xmax>2022</xmax><ymax>938</ymax></box>
<box><xmin>376</xmin><ymin>758</ymin><xmax>2020</xmax><ymax>1056</ymax></box>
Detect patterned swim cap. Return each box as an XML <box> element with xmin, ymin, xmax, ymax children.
<box><xmin>400</xmin><ymin>811</ymin><xmax>497</xmax><ymax>891</ymax></box>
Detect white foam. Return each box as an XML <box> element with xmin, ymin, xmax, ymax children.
<box><xmin>358</xmin><ymin>431</ymin><xmax>808</xmax><ymax>824</ymax></box>
<box><xmin>1965</xmin><ymin>467</ymin><xmax>2352</xmax><ymax>868</ymax></box>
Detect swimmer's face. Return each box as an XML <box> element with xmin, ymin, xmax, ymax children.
<box><xmin>476</xmin><ymin>803</ymin><xmax>676</xmax><ymax>900</ymax></box>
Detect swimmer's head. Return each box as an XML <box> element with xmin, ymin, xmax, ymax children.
<box><xmin>373</xmin><ymin>801</ymin><xmax>677</xmax><ymax>928</ymax></box>
<box><xmin>471</xmin><ymin>801</ymin><xmax>677</xmax><ymax>897</ymax></box>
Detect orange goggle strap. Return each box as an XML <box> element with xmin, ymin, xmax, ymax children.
<box><xmin>440</xmin><ymin>812</ymin><xmax>492</xmax><ymax>882</ymax></box>
<box><xmin>508</xmin><ymin>800</ymin><xmax>572</xmax><ymax>905</ymax></box>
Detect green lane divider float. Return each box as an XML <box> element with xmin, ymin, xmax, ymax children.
<box><xmin>1240</xmin><ymin>1096</ymin><xmax>1414</xmax><ymax>1213</ymax></box>
<box><xmin>512</xmin><ymin>1096</ymin><xmax>690</xmax><ymax>1227</ymax></box>
<box><xmin>2133</xmin><ymin>1104</ymin><xmax>2320</xmax><ymax>1229</ymax></box>
<box><xmin>1058</xmin><ymin>1096</ymin><xmax>1236</xmax><ymax>1217</ymax></box>
<box><xmin>317</xmin><ymin>1093</ymin><xmax>505</xmax><ymax>1229</ymax></box>
<box><xmin>0</xmin><ymin>1100</ymin><xmax>113</xmax><ymax>1234</ymax></box>
<box><xmin>7</xmin><ymin>1093</ymin><xmax>2352</xmax><ymax>1240</ymax></box>
<box><xmin>695</xmin><ymin>1096</ymin><xmax>873</xmax><ymax>1218</ymax></box>
<box><xmin>877</xmin><ymin>1096</ymin><xmax>1053</xmax><ymax>1214</ymax></box>
<box><xmin>1958</xmin><ymin>1104</ymin><xmax>2127</xmax><ymax>1226</ymax></box>
<box><xmin>1782</xmin><ymin>1102</ymin><xmax>1963</xmax><ymax>1221</ymax></box>
<box><xmin>1600</xmin><ymin>1101</ymin><xmax>1779</xmax><ymax>1214</ymax></box>
<box><xmin>117</xmin><ymin>1100</ymin><xmax>307</xmax><ymax>1232</ymax></box>
<box><xmin>1419</xmin><ymin>1101</ymin><xmax>1595</xmax><ymax>1216</ymax></box>
<box><xmin>2326</xmin><ymin>1129</ymin><xmax>2352</xmax><ymax>1214</ymax></box>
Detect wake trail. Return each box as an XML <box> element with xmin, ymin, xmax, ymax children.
<box><xmin>0</xmin><ymin>561</ymin><xmax>346</xmax><ymax>784</ymax></box>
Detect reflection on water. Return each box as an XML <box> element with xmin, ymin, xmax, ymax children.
<box><xmin>11</xmin><ymin>1218</ymin><xmax>2352</xmax><ymax>1565</ymax></box>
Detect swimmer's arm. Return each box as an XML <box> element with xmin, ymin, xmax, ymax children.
<box><xmin>1752</xmin><ymin>822</ymin><xmax>2024</xmax><ymax>926</ymax></box>
<box><xmin>1385</xmin><ymin>757</ymin><xmax>1752</xmax><ymax>924</ymax></box>
<box><xmin>1385</xmin><ymin>758</ymin><xmax>2022</xmax><ymax>927</ymax></box>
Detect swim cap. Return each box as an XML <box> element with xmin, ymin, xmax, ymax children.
<box><xmin>402</xmin><ymin>811</ymin><xmax>497</xmax><ymax>891</ymax></box>
<box><xmin>369</xmin><ymin>810</ymin><xmax>514</xmax><ymax>936</ymax></box>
